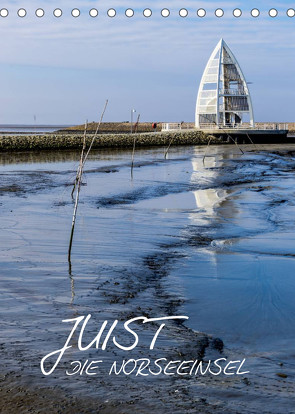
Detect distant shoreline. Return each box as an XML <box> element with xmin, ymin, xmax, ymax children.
<box><xmin>1</xmin><ymin>121</ymin><xmax>294</xmax><ymax>136</ymax></box>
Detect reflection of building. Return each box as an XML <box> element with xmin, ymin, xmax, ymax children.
<box><xmin>195</xmin><ymin>39</ymin><xmax>254</xmax><ymax>129</ymax></box>
<box><xmin>190</xmin><ymin>153</ymin><xmax>227</xmax><ymax>225</ymax></box>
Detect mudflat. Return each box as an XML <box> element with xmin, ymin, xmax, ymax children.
<box><xmin>0</xmin><ymin>144</ymin><xmax>294</xmax><ymax>413</ymax></box>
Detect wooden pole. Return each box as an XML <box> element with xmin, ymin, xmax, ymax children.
<box><xmin>131</xmin><ymin>114</ymin><xmax>140</xmax><ymax>178</ymax></box>
<box><xmin>202</xmin><ymin>135</ymin><xmax>214</xmax><ymax>163</ymax></box>
<box><xmin>68</xmin><ymin>121</ymin><xmax>87</xmax><ymax>261</ymax></box>
<box><xmin>68</xmin><ymin>100</ymin><xmax>108</xmax><ymax>262</ymax></box>
<box><xmin>164</xmin><ymin>135</ymin><xmax>174</xmax><ymax>159</ymax></box>
<box><xmin>131</xmin><ymin>135</ymin><xmax>137</xmax><ymax>179</ymax></box>
<box><xmin>71</xmin><ymin>121</ymin><xmax>88</xmax><ymax>198</ymax></box>
<box><xmin>133</xmin><ymin>113</ymin><xmax>140</xmax><ymax>133</ymax></box>
<box><xmin>82</xmin><ymin>99</ymin><xmax>108</xmax><ymax>166</ymax></box>
<box><xmin>246</xmin><ymin>133</ymin><xmax>258</xmax><ymax>150</ymax></box>
<box><xmin>202</xmin><ymin>116</ymin><xmax>244</xmax><ymax>163</ymax></box>
<box><xmin>227</xmin><ymin>134</ymin><xmax>244</xmax><ymax>155</ymax></box>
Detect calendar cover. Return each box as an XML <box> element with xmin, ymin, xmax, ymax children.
<box><xmin>0</xmin><ymin>1</ymin><xmax>294</xmax><ymax>413</ymax></box>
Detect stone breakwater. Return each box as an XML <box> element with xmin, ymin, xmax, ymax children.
<box><xmin>0</xmin><ymin>130</ymin><xmax>223</xmax><ymax>152</ymax></box>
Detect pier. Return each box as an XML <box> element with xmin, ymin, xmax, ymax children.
<box><xmin>162</xmin><ymin>122</ymin><xmax>290</xmax><ymax>143</ymax></box>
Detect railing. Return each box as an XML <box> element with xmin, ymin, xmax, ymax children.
<box><xmin>161</xmin><ymin>123</ymin><xmax>192</xmax><ymax>131</ymax></box>
<box><xmin>162</xmin><ymin>123</ymin><xmax>289</xmax><ymax>132</ymax></box>
<box><xmin>162</xmin><ymin>123</ymin><xmax>181</xmax><ymax>131</ymax></box>
<box><xmin>219</xmin><ymin>89</ymin><xmax>247</xmax><ymax>96</ymax></box>
<box><xmin>255</xmin><ymin>123</ymin><xmax>289</xmax><ymax>130</ymax></box>
<box><xmin>198</xmin><ymin>123</ymin><xmax>289</xmax><ymax>130</ymax></box>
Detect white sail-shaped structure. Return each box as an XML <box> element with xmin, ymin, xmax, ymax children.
<box><xmin>195</xmin><ymin>39</ymin><xmax>254</xmax><ymax>129</ymax></box>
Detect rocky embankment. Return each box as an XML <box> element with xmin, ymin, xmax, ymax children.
<box><xmin>0</xmin><ymin>130</ymin><xmax>222</xmax><ymax>152</ymax></box>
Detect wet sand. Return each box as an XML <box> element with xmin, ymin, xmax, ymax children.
<box><xmin>0</xmin><ymin>144</ymin><xmax>295</xmax><ymax>413</ymax></box>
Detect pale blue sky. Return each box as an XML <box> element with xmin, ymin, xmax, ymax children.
<box><xmin>0</xmin><ymin>0</ymin><xmax>294</xmax><ymax>124</ymax></box>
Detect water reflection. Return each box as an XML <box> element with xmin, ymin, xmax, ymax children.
<box><xmin>178</xmin><ymin>146</ymin><xmax>295</xmax><ymax>354</ymax></box>
<box><xmin>190</xmin><ymin>150</ymin><xmax>228</xmax><ymax>224</ymax></box>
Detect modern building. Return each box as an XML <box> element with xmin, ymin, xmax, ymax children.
<box><xmin>195</xmin><ymin>39</ymin><xmax>254</xmax><ymax>129</ymax></box>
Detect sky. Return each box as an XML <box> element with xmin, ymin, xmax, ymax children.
<box><xmin>0</xmin><ymin>0</ymin><xmax>294</xmax><ymax>124</ymax></box>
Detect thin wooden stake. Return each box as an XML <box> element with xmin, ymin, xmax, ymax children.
<box><xmin>68</xmin><ymin>259</ymin><xmax>75</xmax><ymax>305</ymax></box>
<box><xmin>164</xmin><ymin>136</ymin><xmax>174</xmax><ymax>159</ymax></box>
<box><xmin>82</xmin><ymin>99</ymin><xmax>108</xmax><ymax>167</ymax></box>
<box><xmin>68</xmin><ymin>124</ymin><xmax>86</xmax><ymax>261</ymax></box>
<box><xmin>68</xmin><ymin>100</ymin><xmax>108</xmax><ymax>262</ymax></box>
<box><xmin>133</xmin><ymin>113</ymin><xmax>140</xmax><ymax>133</ymax></box>
<box><xmin>202</xmin><ymin>116</ymin><xmax>244</xmax><ymax>163</ymax></box>
<box><xmin>246</xmin><ymin>133</ymin><xmax>258</xmax><ymax>150</ymax></box>
<box><xmin>227</xmin><ymin>134</ymin><xmax>244</xmax><ymax>155</ymax></box>
<box><xmin>202</xmin><ymin>135</ymin><xmax>214</xmax><ymax>163</ymax></box>
<box><xmin>71</xmin><ymin>121</ymin><xmax>88</xmax><ymax>198</ymax></box>
<box><xmin>131</xmin><ymin>136</ymin><xmax>137</xmax><ymax>178</ymax></box>
<box><xmin>131</xmin><ymin>114</ymin><xmax>140</xmax><ymax>178</ymax></box>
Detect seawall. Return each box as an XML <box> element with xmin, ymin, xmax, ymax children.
<box><xmin>0</xmin><ymin>130</ymin><xmax>221</xmax><ymax>152</ymax></box>
<box><xmin>1</xmin><ymin>129</ymin><xmax>293</xmax><ymax>152</ymax></box>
